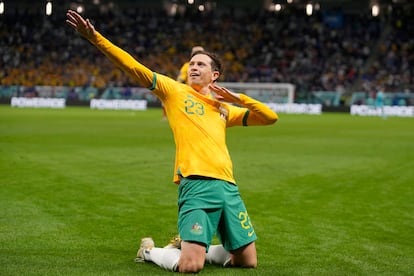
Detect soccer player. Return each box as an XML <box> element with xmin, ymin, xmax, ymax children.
<box><xmin>66</xmin><ymin>10</ymin><xmax>279</xmax><ymax>273</ymax></box>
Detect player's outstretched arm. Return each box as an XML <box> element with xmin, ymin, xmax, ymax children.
<box><xmin>65</xmin><ymin>9</ymin><xmax>155</xmax><ymax>89</ymax></box>
<box><xmin>66</xmin><ymin>10</ymin><xmax>96</xmax><ymax>41</ymax></box>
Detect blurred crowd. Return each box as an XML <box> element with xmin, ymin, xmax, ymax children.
<box><xmin>0</xmin><ymin>7</ymin><xmax>413</xmax><ymax>97</ymax></box>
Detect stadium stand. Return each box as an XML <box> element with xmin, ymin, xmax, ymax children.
<box><xmin>0</xmin><ymin>1</ymin><xmax>413</xmax><ymax>106</ymax></box>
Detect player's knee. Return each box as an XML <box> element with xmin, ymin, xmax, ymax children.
<box><xmin>242</xmin><ymin>258</ymin><xmax>257</xmax><ymax>268</ymax></box>
<box><xmin>230</xmin><ymin>242</ymin><xmax>257</xmax><ymax>268</ymax></box>
<box><xmin>230</xmin><ymin>258</ymin><xmax>257</xmax><ymax>269</ymax></box>
<box><xmin>178</xmin><ymin>241</ymin><xmax>206</xmax><ymax>273</ymax></box>
<box><xmin>178</xmin><ymin>259</ymin><xmax>204</xmax><ymax>273</ymax></box>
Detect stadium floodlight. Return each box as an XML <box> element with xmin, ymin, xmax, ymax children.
<box><xmin>76</xmin><ymin>5</ymin><xmax>84</xmax><ymax>13</ymax></box>
<box><xmin>268</xmin><ymin>3</ymin><xmax>283</xmax><ymax>12</ymax></box>
<box><xmin>372</xmin><ymin>4</ymin><xmax>380</xmax><ymax>16</ymax></box>
<box><xmin>0</xmin><ymin>1</ymin><xmax>4</xmax><ymax>15</ymax></box>
<box><xmin>306</xmin><ymin>3</ymin><xmax>313</xmax><ymax>16</ymax></box>
<box><xmin>275</xmin><ymin>4</ymin><xmax>282</xmax><ymax>11</ymax></box>
<box><xmin>46</xmin><ymin>1</ymin><xmax>52</xmax><ymax>16</ymax></box>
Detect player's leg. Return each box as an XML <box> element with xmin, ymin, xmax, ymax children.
<box><xmin>164</xmin><ymin>234</ymin><xmax>232</xmax><ymax>267</ymax></box>
<box><xmin>177</xmin><ymin>177</ymin><xmax>224</xmax><ymax>272</ymax></box>
<box><xmin>177</xmin><ymin>207</ymin><xmax>217</xmax><ymax>273</ymax></box>
<box><xmin>229</xmin><ymin>241</ymin><xmax>257</xmax><ymax>268</ymax></box>
<box><xmin>177</xmin><ymin>241</ymin><xmax>206</xmax><ymax>273</ymax></box>
<box><xmin>219</xmin><ymin>181</ymin><xmax>258</xmax><ymax>268</ymax></box>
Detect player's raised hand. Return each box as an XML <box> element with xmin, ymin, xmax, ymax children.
<box><xmin>66</xmin><ymin>10</ymin><xmax>96</xmax><ymax>40</ymax></box>
<box><xmin>209</xmin><ymin>83</ymin><xmax>241</xmax><ymax>103</ymax></box>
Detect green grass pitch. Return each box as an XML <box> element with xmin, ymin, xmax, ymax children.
<box><xmin>0</xmin><ymin>105</ymin><xmax>413</xmax><ymax>275</ymax></box>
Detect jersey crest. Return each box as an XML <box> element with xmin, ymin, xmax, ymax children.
<box><xmin>219</xmin><ymin>105</ymin><xmax>228</xmax><ymax>121</ymax></box>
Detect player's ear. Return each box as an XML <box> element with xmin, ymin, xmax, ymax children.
<box><xmin>212</xmin><ymin>71</ymin><xmax>220</xmax><ymax>82</ymax></box>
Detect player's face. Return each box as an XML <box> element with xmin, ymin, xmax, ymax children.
<box><xmin>188</xmin><ymin>54</ymin><xmax>219</xmax><ymax>90</ymax></box>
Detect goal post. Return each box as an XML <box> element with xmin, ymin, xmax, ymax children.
<box><xmin>218</xmin><ymin>82</ymin><xmax>295</xmax><ymax>104</ymax></box>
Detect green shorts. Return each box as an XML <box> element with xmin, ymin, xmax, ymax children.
<box><xmin>177</xmin><ymin>176</ymin><xmax>257</xmax><ymax>251</ymax></box>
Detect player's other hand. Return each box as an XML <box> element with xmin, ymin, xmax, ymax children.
<box><xmin>209</xmin><ymin>84</ymin><xmax>241</xmax><ymax>103</ymax></box>
<box><xmin>66</xmin><ymin>10</ymin><xmax>96</xmax><ymax>40</ymax></box>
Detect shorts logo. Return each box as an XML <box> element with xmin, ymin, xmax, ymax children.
<box><xmin>190</xmin><ymin>223</ymin><xmax>203</xmax><ymax>235</ymax></box>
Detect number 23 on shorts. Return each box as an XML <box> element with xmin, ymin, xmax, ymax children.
<box><xmin>239</xmin><ymin>211</ymin><xmax>255</xmax><ymax>237</ymax></box>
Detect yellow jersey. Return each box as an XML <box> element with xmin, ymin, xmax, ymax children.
<box><xmin>91</xmin><ymin>32</ymin><xmax>278</xmax><ymax>184</ymax></box>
